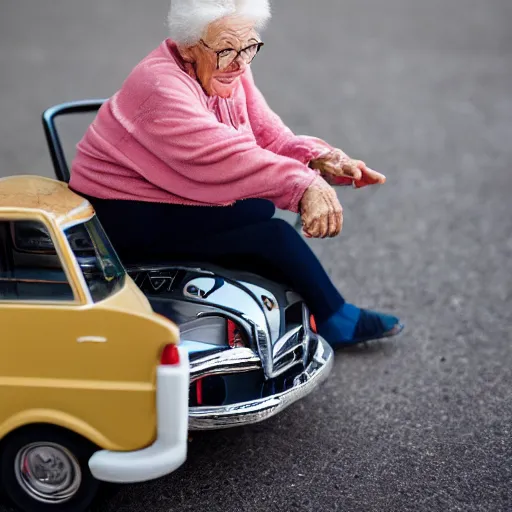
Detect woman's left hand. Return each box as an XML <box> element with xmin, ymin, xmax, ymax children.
<box><xmin>309</xmin><ymin>149</ymin><xmax>386</xmax><ymax>188</ymax></box>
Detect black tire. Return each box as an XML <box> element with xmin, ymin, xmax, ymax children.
<box><xmin>0</xmin><ymin>425</ymin><xmax>100</xmax><ymax>512</ymax></box>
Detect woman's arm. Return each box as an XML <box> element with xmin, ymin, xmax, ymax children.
<box><xmin>127</xmin><ymin>74</ymin><xmax>318</xmax><ymax>212</ymax></box>
<box><xmin>242</xmin><ymin>69</ymin><xmax>386</xmax><ymax>188</ymax></box>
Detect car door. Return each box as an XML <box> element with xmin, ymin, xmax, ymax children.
<box><xmin>0</xmin><ymin>216</ymin><xmax>88</xmax><ymax>425</ymax></box>
<box><xmin>0</xmin><ymin>216</ymin><xmax>161</xmax><ymax>450</ymax></box>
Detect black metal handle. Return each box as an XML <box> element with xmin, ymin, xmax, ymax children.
<box><xmin>41</xmin><ymin>99</ymin><xmax>106</xmax><ymax>183</ymax></box>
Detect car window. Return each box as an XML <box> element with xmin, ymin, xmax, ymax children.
<box><xmin>0</xmin><ymin>220</ymin><xmax>74</xmax><ymax>302</ymax></box>
<box><xmin>64</xmin><ymin>217</ymin><xmax>126</xmax><ymax>303</ymax></box>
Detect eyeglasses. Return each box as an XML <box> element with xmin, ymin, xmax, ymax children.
<box><xmin>200</xmin><ymin>40</ymin><xmax>264</xmax><ymax>70</ymax></box>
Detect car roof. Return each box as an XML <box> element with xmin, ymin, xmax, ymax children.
<box><xmin>0</xmin><ymin>175</ymin><xmax>94</xmax><ymax>227</ymax></box>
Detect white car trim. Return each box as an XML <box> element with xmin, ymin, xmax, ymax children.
<box><xmin>88</xmin><ymin>347</ymin><xmax>190</xmax><ymax>483</ymax></box>
<box><xmin>76</xmin><ymin>336</ymin><xmax>107</xmax><ymax>343</ymax></box>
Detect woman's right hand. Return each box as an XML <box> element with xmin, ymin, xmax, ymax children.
<box><xmin>299</xmin><ymin>176</ymin><xmax>343</xmax><ymax>238</ymax></box>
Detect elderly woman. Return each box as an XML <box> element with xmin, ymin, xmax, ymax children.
<box><xmin>69</xmin><ymin>0</ymin><xmax>403</xmax><ymax>347</ymax></box>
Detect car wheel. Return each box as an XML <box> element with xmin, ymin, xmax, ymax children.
<box><xmin>0</xmin><ymin>425</ymin><xmax>100</xmax><ymax>512</ymax></box>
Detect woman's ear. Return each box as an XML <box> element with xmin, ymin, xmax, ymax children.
<box><xmin>177</xmin><ymin>44</ymin><xmax>195</xmax><ymax>63</ymax></box>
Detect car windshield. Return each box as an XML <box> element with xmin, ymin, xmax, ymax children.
<box><xmin>64</xmin><ymin>217</ymin><xmax>126</xmax><ymax>302</ymax></box>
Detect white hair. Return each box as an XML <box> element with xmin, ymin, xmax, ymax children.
<box><xmin>167</xmin><ymin>0</ymin><xmax>271</xmax><ymax>46</ymax></box>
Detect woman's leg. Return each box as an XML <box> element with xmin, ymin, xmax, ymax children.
<box><xmin>181</xmin><ymin>219</ymin><xmax>403</xmax><ymax>345</ymax></box>
<box><xmin>118</xmin><ymin>210</ymin><xmax>398</xmax><ymax>346</ymax></box>
<box><xmin>87</xmin><ymin>197</ymin><xmax>402</xmax><ymax>346</ymax></box>
<box><xmin>186</xmin><ymin>218</ymin><xmax>346</xmax><ymax>322</ymax></box>
<box><xmin>87</xmin><ymin>196</ymin><xmax>343</xmax><ymax>317</ymax></box>
<box><xmin>86</xmin><ymin>197</ymin><xmax>277</xmax><ymax>261</ymax></box>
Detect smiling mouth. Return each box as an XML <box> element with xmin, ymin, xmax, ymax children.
<box><xmin>215</xmin><ymin>74</ymin><xmax>242</xmax><ymax>85</ymax></box>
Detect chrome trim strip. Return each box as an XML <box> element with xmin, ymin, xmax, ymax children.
<box><xmin>301</xmin><ymin>303</ymin><xmax>312</xmax><ymax>368</ymax></box>
<box><xmin>272</xmin><ymin>325</ymin><xmax>302</xmax><ymax>359</ymax></box>
<box><xmin>196</xmin><ymin>309</ymin><xmax>268</xmax><ymax>361</ymax></box>
<box><xmin>189</xmin><ymin>347</ymin><xmax>261</xmax><ymax>383</ymax></box>
<box><xmin>240</xmin><ymin>282</ymin><xmax>281</xmax><ymax>342</ymax></box>
<box><xmin>268</xmin><ymin>326</ymin><xmax>303</xmax><ymax>378</ymax></box>
<box><xmin>188</xmin><ymin>336</ymin><xmax>334</xmax><ymax>430</ymax></box>
<box><xmin>265</xmin><ymin>303</ymin><xmax>313</xmax><ymax>379</ymax></box>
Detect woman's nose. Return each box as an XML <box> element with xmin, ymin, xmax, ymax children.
<box><xmin>230</xmin><ymin>56</ymin><xmax>247</xmax><ymax>72</ymax></box>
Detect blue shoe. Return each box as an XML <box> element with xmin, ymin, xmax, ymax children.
<box><xmin>349</xmin><ymin>308</ymin><xmax>404</xmax><ymax>345</ymax></box>
<box><xmin>317</xmin><ymin>303</ymin><xmax>404</xmax><ymax>348</ymax></box>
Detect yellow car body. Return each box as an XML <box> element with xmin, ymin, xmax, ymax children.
<box><xmin>0</xmin><ymin>175</ymin><xmax>189</xmax><ymax>488</ymax></box>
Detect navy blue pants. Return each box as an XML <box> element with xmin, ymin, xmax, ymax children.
<box><xmin>85</xmin><ymin>196</ymin><xmax>345</xmax><ymax>323</ymax></box>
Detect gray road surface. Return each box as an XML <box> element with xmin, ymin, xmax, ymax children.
<box><xmin>1</xmin><ymin>0</ymin><xmax>511</xmax><ymax>511</ymax></box>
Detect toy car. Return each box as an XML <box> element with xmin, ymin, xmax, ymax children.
<box><xmin>42</xmin><ymin>100</ymin><xmax>335</xmax><ymax>432</ymax></box>
<box><xmin>0</xmin><ymin>175</ymin><xmax>190</xmax><ymax>512</ymax></box>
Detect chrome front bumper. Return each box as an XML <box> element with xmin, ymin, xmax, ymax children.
<box><xmin>188</xmin><ymin>336</ymin><xmax>334</xmax><ymax>430</ymax></box>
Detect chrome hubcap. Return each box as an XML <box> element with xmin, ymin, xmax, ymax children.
<box><xmin>14</xmin><ymin>442</ymin><xmax>82</xmax><ymax>504</ymax></box>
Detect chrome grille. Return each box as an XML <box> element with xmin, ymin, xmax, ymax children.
<box><xmin>269</xmin><ymin>303</ymin><xmax>315</xmax><ymax>379</ymax></box>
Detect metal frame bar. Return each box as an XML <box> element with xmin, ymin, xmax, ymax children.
<box><xmin>41</xmin><ymin>100</ymin><xmax>106</xmax><ymax>183</ymax></box>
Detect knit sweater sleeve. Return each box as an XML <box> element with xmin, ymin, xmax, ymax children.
<box><xmin>242</xmin><ymin>67</ymin><xmax>334</xmax><ymax>165</ymax></box>
<box><xmin>126</xmin><ymin>72</ymin><xmax>318</xmax><ymax>212</ymax></box>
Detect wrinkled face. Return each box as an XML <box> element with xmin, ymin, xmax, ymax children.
<box><xmin>182</xmin><ymin>16</ymin><xmax>262</xmax><ymax>98</ymax></box>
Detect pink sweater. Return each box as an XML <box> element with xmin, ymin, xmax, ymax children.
<box><xmin>70</xmin><ymin>39</ymin><xmax>333</xmax><ymax>213</ymax></box>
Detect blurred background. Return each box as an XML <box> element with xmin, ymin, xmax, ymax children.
<box><xmin>1</xmin><ymin>0</ymin><xmax>511</xmax><ymax>511</ymax></box>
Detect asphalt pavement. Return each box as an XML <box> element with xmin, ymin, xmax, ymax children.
<box><xmin>1</xmin><ymin>0</ymin><xmax>511</xmax><ymax>510</ymax></box>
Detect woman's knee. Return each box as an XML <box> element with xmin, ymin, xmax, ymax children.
<box><xmin>268</xmin><ymin>218</ymin><xmax>301</xmax><ymax>236</ymax></box>
<box><xmin>266</xmin><ymin>218</ymin><xmax>308</xmax><ymax>248</ymax></box>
